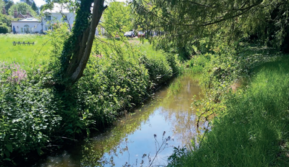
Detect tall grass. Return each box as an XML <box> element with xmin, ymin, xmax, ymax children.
<box><xmin>168</xmin><ymin>58</ymin><xmax>289</xmax><ymax>166</ymax></box>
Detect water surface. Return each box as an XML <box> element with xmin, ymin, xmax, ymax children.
<box><xmin>37</xmin><ymin>75</ymin><xmax>204</xmax><ymax>167</ymax></box>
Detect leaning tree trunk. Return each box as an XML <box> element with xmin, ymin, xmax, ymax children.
<box><xmin>58</xmin><ymin>0</ymin><xmax>107</xmax><ymax>86</ymax></box>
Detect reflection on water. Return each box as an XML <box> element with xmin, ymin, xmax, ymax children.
<box><xmin>36</xmin><ymin>75</ymin><xmax>204</xmax><ymax>167</ymax></box>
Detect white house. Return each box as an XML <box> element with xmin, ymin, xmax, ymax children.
<box><xmin>11</xmin><ymin>3</ymin><xmax>105</xmax><ymax>35</ymax></box>
<box><xmin>11</xmin><ymin>3</ymin><xmax>75</xmax><ymax>34</ymax></box>
<box><xmin>11</xmin><ymin>18</ymin><xmax>42</xmax><ymax>34</ymax></box>
<box><xmin>42</xmin><ymin>3</ymin><xmax>76</xmax><ymax>31</ymax></box>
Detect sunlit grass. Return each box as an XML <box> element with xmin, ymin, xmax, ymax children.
<box><xmin>0</xmin><ymin>34</ymin><xmax>52</xmax><ymax>69</ymax></box>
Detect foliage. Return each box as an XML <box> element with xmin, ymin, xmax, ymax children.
<box><xmin>133</xmin><ymin>0</ymin><xmax>289</xmax><ymax>53</ymax></box>
<box><xmin>31</xmin><ymin>2</ymin><xmax>38</xmax><ymax>13</ymax></box>
<box><xmin>75</xmin><ymin>38</ymin><xmax>176</xmax><ymax>126</ymax></box>
<box><xmin>8</xmin><ymin>2</ymin><xmax>37</xmax><ymax>17</ymax></box>
<box><xmin>0</xmin><ymin>0</ymin><xmax>4</xmax><ymax>10</ymax></box>
<box><xmin>4</xmin><ymin>0</ymin><xmax>13</xmax><ymax>12</ymax></box>
<box><xmin>0</xmin><ymin>64</ymin><xmax>62</xmax><ymax>165</ymax></box>
<box><xmin>0</xmin><ymin>22</ymin><xmax>8</xmax><ymax>33</ymax></box>
<box><xmin>0</xmin><ymin>13</ymin><xmax>15</xmax><ymax>27</ymax></box>
<box><xmin>102</xmin><ymin>1</ymin><xmax>133</xmax><ymax>36</ymax></box>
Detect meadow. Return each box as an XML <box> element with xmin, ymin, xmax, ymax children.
<box><xmin>0</xmin><ymin>34</ymin><xmax>52</xmax><ymax>69</ymax></box>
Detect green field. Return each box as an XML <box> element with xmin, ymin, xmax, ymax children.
<box><xmin>0</xmin><ymin>35</ymin><xmax>146</xmax><ymax>69</ymax></box>
<box><xmin>0</xmin><ymin>34</ymin><xmax>52</xmax><ymax>69</ymax></box>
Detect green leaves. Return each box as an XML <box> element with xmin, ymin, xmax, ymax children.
<box><xmin>8</xmin><ymin>2</ymin><xmax>37</xmax><ymax>17</ymax></box>
<box><xmin>5</xmin><ymin>144</ymin><xmax>12</xmax><ymax>153</ymax></box>
<box><xmin>103</xmin><ymin>1</ymin><xmax>133</xmax><ymax>36</ymax></box>
<box><xmin>134</xmin><ymin>0</ymin><xmax>289</xmax><ymax>53</ymax></box>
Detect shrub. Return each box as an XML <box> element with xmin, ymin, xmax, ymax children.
<box><xmin>0</xmin><ymin>23</ymin><xmax>9</xmax><ymax>34</ymax></box>
<box><xmin>0</xmin><ymin>66</ymin><xmax>62</xmax><ymax>164</ymax></box>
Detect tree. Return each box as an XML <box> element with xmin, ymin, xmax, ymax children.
<box><xmin>53</xmin><ymin>0</ymin><xmax>107</xmax><ymax>87</ymax></box>
<box><xmin>133</xmin><ymin>0</ymin><xmax>289</xmax><ymax>53</ymax></box>
<box><xmin>4</xmin><ymin>0</ymin><xmax>13</xmax><ymax>11</ymax></box>
<box><xmin>102</xmin><ymin>1</ymin><xmax>132</xmax><ymax>36</ymax></box>
<box><xmin>8</xmin><ymin>2</ymin><xmax>37</xmax><ymax>17</ymax></box>
<box><xmin>31</xmin><ymin>2</ymin><xmax>38</xmax><ymax>14</ymax></box>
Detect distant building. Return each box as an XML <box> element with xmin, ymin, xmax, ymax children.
<box><xmin>11</xmin><ymin>3</ymin><xmax>105</xmax><ymax>35</ymax></box>
<box><xmin>42</xmin><ymin>3</ymin><xmax>75</xmax><ymax>31</ymax></box>
<box><xmin>11</xmin><ymin>17</ymin><xmax>42</xmax><ymax>34</ymax></box>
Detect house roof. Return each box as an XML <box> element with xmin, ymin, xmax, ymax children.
<box><xmin>12</xmin><ymin>17</ymin><xmax>40</xmax><ymax>23</ymax></box>
<box><xmin>43</xmin><ymin>3</ymin><xmax>71</xmax><ymax>14</ymax></box>
<box><xmin>20</xmin><ymin>18</ymin><xmax>40</xmax><ymax>22</ymax></box>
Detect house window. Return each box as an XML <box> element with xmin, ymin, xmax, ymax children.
<box><xmin>24</xmin><ymin>25</ymin><xmax>30</xmax><ymax>33</ymax></box>
<box><xmin>21</xmin><ymin>28</ymin><xmax>23</xmax><ymax>33</ymax></box>
<box><xmin>63</xmin><ymin>15</ymin><xmax>67</xmax><ymax>21</ymax></box>
<box><xmin>46</xmin><ymin>15</ymin><xmax>51</xmax><ymax>21</ymax></box>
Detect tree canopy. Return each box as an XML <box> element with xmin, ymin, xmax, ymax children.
<box><xmin>102</xmin><ymin>1</ymin><xmax>133</xmax><ymax>35</ymax></box>
<box><xmin>31</xmin><ymin>1</ymin><xmax>38</xmax><ymax>13</ymax></box>
<box><xmin>4</xmin><ymin>0</ymin><xmax>13</xmax><ymax>11</ymax></box>
<box><xmin>8</xmin><ymin>2</ymin><xmax>37</xmax><ymax>17</ymax></box>
<box><xmin>133</xmin><ymin>0</ymin><xmax>289</xmax><ymax>52</ymax></box>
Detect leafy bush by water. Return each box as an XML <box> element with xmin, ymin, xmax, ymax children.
<box><xmin>0</xmin><ymin>26</ymin><xmax>178</xmax><ymax>165</ymax></box>
<box><xmin>0</xmin><ymin>67</ymin><xmax>62</xmax><ymax>163</ymax></box>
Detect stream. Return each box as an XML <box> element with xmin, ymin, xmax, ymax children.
<box><xmin>34</xmin><ymin>75</ymin><xmax>205</xmax><ymax>167</ymax></box>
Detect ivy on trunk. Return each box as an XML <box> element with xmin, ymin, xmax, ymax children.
<box><xmin>57</xmin><ymin>0</ymin><xmax>107</xmax><ymax>86</ymax></box>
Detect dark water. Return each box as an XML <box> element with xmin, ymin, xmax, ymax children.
<box><xmin>36</xmin><ymin>75</ymin><xmax>204</xmax><ymax>167</ymax></box>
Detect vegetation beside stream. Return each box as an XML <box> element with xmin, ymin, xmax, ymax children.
<box><xmin>0</xmin><ymin>26</ymin><xmax>179</xmax><ymax>166</ymax></box>
<box><xmin>168</xmin><ymin>41</ymin><xmax>289</xmax><ymax>166</ymax></box>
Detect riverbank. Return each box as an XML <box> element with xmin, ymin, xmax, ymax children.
<box><xmin>168</xmin><ymin>43</ymin><xmax>289</xmax><ymax>166</ymax></box>
<box><xmin>0</xmin><ymin>33</ymin><xmax>179</xmax><ymax>166</ymax></box>
<box><xmin>32</xmin><ymin>74</ymin><xmax>202</xmax><ymax>167</ymax></box>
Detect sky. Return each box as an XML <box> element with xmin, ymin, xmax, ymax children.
<box><xmin>13</xmin><ymin>0</ymin><xmax>127</xmax><ymax>7</ymax></box>
<box><xmin>13</xmin><ymin>0</ymin><xmax>46</xmax><ymax>7</ymax></box>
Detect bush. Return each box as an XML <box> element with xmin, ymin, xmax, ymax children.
<box><xmin>0</xmin><ymin>65</ymin><xmax>62</xmax><ymax>164</ymax></box>
<box><xmin>0</xmin><ymin>23</ymin><xmax>9</xmax><ymax>34</ymax></box>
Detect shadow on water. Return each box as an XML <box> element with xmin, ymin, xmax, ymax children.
<box><xmin>34</xmin><ymin>75</ymin><xmax>206</xmax><ymax>167</ymax></box>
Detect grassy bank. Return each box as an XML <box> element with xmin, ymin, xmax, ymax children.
<box><xmin>0</xmin><ymin>32</ymin><xmax>179</xmax><ymax>166</ymax></box>
<box><xmin>168</xmin><ymin>44</ymin><xmax>289</xmax><ymax>166</ymax></box>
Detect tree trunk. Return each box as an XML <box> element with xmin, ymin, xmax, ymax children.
<box><xmin>58</xmin><ymin>0</ymin><xmax>107</xmax><ymax>86</ymax></box>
